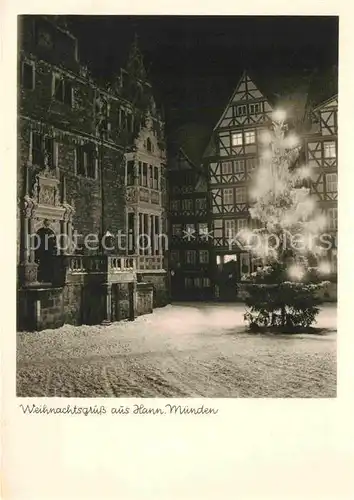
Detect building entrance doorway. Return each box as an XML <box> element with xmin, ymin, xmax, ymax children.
<box><xmin>215</xmin><ymin>254</ymin><xmax>239</xmax><ymax>300</ymax></box>
<box><xmin>35</xmin><ymin>219</ymin><xmax>58</xmax><ymax>283</ymax></box>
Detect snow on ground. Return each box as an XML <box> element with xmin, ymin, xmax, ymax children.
<box><xmin>17</xmin><ymin>303</ymin><xmax>337</xmax><ymax>398</ymax></box>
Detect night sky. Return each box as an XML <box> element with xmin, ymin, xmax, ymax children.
<box><xmin>68</xmin><ymin>16</ymin><xmax>338</xmax><ymax>132</ymax></box>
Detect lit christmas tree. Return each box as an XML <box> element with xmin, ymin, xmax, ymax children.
<box><xmin>240</xmin><ymin>109</ymin><xmax>331</xmax><ymax>330</ymax></box>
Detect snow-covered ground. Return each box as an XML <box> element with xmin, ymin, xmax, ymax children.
<box><xmin>17</xmin><ymin>302</ymin><xmax>337</xmax><ymax>398</ymax></box>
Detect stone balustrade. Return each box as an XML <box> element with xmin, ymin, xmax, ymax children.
<box><xmin>137</xmin><ymin>255</ymin><xmax>164</xmax><ymax>271</ymax></box>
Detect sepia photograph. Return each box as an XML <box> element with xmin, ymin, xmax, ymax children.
<box><xmin>16</xmin><ymin>14</ymin><xmax>338</xmax><ymax>398</ymax></box>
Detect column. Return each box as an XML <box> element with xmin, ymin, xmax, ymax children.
<box><xmin>60</xmin><ymin>220</ymin><xmax>66</xmax><ymax>255</ymax></box>
<box><xmin>29</xmin><ymin>218</ymin><xmax>36</xmax><ymax>264</ymax></box>
<box><xmin>19</xmin><ymin>215</ymin><xmax>39</xmax><ymax>285</ymax></box>
<box><xmin>155</xmin><ymin>216</ymin><xmax>159</xmax><ymax>255</ymax></box>
<box><xmin>22</xmin><ymin>217</ymin><xmax>30</xmax><ymax>263</ymax></box>
<box><xmin>102</xmin><ymin>283</ymin><xmax>112</xmax><ymax>324</ymax></box>
<box><xmin>158</xmin><ymin>216</ymin><xmax>163</xmax><ymax>255</ymax></box>
<box><xmin>148</xmin><ymin>215</ymin><xmax>152</xmax><ymax>255</ymax></box>
<box><xmin>140</xmin><ymin>213</ymin><xmax>144</xmax><ymax>255</ymax></box>
<box><xmin>67</xmin><ymin>221</ymin><xmax>73</xmax><ymax>254</ymax></box>
<box><xmin>152</xmin><ymin>215</ymin><xmax>156</xmax><ymax>255</ymax></box>
<box><xmin>135</xmin><ymin>210</ymin><xmax>139</xmax><ymax>255</ymax></box>
<box><xmin>144</xmin><ymin>214</ymin><xmax>149</xmax><ymax>255</ymax></box>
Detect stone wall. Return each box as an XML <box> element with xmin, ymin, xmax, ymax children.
<box><xmin>112</xmin><ymin>283</ymin><xmax>132</xmax><ymax>321</ymax></box>
<box><xmin>137</xmin><ymin>282</ymin><xmax>154</xmax><ymax>316</ymax></box>
<box><xmin>138</xmin><ymin>272</ymin><xmax>169</xmax><ymax>308</ymax></box>
<box><xmin>18</xmin><ymin>287</ymin><xmax>65</xmax><ymax>331</ymax></box>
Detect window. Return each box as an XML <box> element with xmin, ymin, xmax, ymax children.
<box><xmin>223</xmin><ymin>188</ymin><xmax>234</xmax><ymax>205</ymax></box>
<box><xmin>236</xmin><ymin>105</ymin><xmax>247</xmax><ymax>116</ymax></box>
<box><xmin>142</xmin><ymin>163</ymin><xmax>148</xmax><ymax>186</ymax></box>
<box><xmin>203</xmin><ymin>277</ymin><xmax>211</xmax><ymax>287</ymax></box>
<box><xmin>86</xmin><ymin>150</ymin><xmax>97</xmax><ymax>179</ymax></box>
<box><xmin>326</xmin><ymin>173</ymin><xmax>337</xmax><ymax>193</ymax></box>
<box><xmin>53</xmin><ymin>75</ymin><xmax>73</xmax><ymax>106</ymax></box>
<box><xmin>44</xmin><ymin>137</ymin><xmax>55</xmax><ymax>168</ymax></box>
<box><xmin>232</xmin><ymin>132</ymin><xmax>243</xmax><ymax>146</ymax></box>
<box><xmin>126</xmin><ymin>160</ymin><xmax>134</xmax><ymax>185</ymax></box>
<box><xmin>76</xmin><ymin>145</ymin><xmax>96</xmax><ymax>179</ymax></box>
<box><xmin>198</xmin><ymin>222</ymin><xmax>208</xmax><ymax>236</ymax></box>
<box><xmin>236</xmin><ymin>219</ymin><xmax>247</xmax><ymax>232</ymax></box>
<box><xmin>195</xmin><ymin>198</ymin><xmax>207</xmax><ymax>210</ymax></box>
<box><xmin>32</xmin><ymin>132</ymin><xmax>44</xmax><ymax>166</ymax></box>
<box><xmin>249</xmin><ymin>103</ymin><xmax>260</xmax><ymax>115</ymax></box>
<box><xmin>31</xmin><ymin>133</ymin><xmax>56</xmax><ymax>169</ymax></box>
<box><xmin>126</xmin><ymin>114</ymin><xmax>133</xmax><ymax>133</ymax></box>
<box><xmin>146</xmin><ymin>137</ymin><xmax>152</xmax><ymax>152</ymax></box>
<box><xmin>222</xmin><ymin>161</ymin><xmax>233</xmax><ymax>175</ymax></box>
<box><xmin>194</xmin><ymin>277</ymin><xmax>202</xmax><ymax>288</ymax></box>
<box><xmin>120</xmin><ymin>109</ymin><xmax>126</xmax><ymax>130</ymax></box>
<box><xmin>225</xmin><ymin>220</ymin><xmax>235</xmax><ymax>238</ymax></box>
<box><xmin>327</xmin><ymin>208</ymin><xmax>337</xmax><ymax>230</ymax></box>
<box><xmin>170</xmin><ymin>200</ymin><xmax>180</xmax><ymax>211</ymax></box>
<box><xmin>185</xmin><ymin>277</ymin><xmax>194</xmax><ymax>288</ymax></box>
<box><xmin>199</xmin><ymin>250</ymin><xmax>209</xmax><ymax>263</ymax></box>
<box><xmin>235</xmin><ymin>187</ymin><xmax>247</xmax><ymax>203</ymax></box>
<box><xmin>245</xmin><ymin>129</ymin><xmax>256</xmax><ymax>144</ymax></box>
<box><xmin>234</xmin><ymin>160</ymin><xmax>245</xmax><ymax>173</ymax></box>
<box><xmin>172</xmin><ymin>224</ymin><xmax>182</xmax><ymax>236</ymax></box>
<box><xmin>76</xmin><ymin>147</ymin><xmax>86</xmax><ymax>176</ymax></box>
<box><xmin>153</xmin><ymin>166</ymin><xmax>159</xmax><ymax>189</ymax></box>
<box><xmin>324</xmin><ymin>141</ymin><xmax>336</xmax><ymax>158</ymax></box>
<box><xmin>246</xmin><ymin>158</ymin><xmax>257</xmax><ymax>172</ymax></box>
<box><xmin>185</xmin><ymin>223</ymin><xmax>195</xmax><ymax>234</ymax></box>
<box><xmin>182</xmin><ymin>199</ymin><xmax>193</xmax><ymax>211</ymax></box>
<box><xmin>224</xmin><ymin>254</ymin><xmax>237</xmax><ymax>263</ymax></box>
<box><xmin>22</xmin><ymin>61</ymin><xmax>35</xmax><ymax>90</ymax></box>
<box><xmin>185</xmin><ymin>250</ymin><xmax>197</xmax><ymax>264</ymax></box>
<box><xmin>170</xmin><ymin>250</ymin><xmax>179</xmax><ymax>263</ymax></box>
<box><xmin>148</xmin><ymin>165</ymin><xmax>153</xmax><ymax>187</ymax></box>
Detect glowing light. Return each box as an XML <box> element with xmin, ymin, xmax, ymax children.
<box><xmin>272</xmin><ymin>109</ymin><xmax>286</xmax><ymax>123</ymax></box>
<box><xmin>261</xmin><ymin>149</ymin><xmax>273</xmax><ymax>161</ymax></box>
<box><xmin>259</xmin><ymin>130</ymin><xmax>272</xmax><ymax>145</ymax></box>
<box><xmin>284</xmin><ymin>133</ymin><xmax>300</xmax><ymax>149</ymax></box>
<box><xmin>287</xmin><ymin>264</ymin><xmax>305</xmax><ymax>281</ymax></box>
<box><xmin>316</xmin><ymin>214</ymin><xmax>328</xmax><ymax>230</ymax></box>
<box><xmin>297</xmin><ymin>166</ymin><xmax>312</xmax><ymax>179</ymax></box>
<box><xmin>318</xmin><ymin>261</ymin><xmax>331</xmax><ymax>275</ymax></box>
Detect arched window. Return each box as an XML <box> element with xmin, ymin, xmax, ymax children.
<box><xmin>146</xmin><ymin>137</ymin><xmax>152</xmax><ymax>152</ymax></box>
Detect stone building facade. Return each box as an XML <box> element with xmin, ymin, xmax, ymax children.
<box><xmin>17</xmin><ymin>16</ymin><xmax>168</xmax><ymax>331</ymax></box>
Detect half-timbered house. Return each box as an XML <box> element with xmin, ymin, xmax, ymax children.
<box><xmin>303</xmin><ymin>94</ymin><xmax>338</xmax><ymax>277</ymax></box>
<box><xmin>202</xmin><ymin>71</ymin><xmax>275</xmax><ymax>299</ymax></box>
<box><xmin>202</xmin><ymin>70</ymin><xmax>317</xmax><ymax>299</ymax></box>
<box><xmin>167</xmin><ymin>139</ymin><xmax>212</xmax><ymax>300</ymax></box>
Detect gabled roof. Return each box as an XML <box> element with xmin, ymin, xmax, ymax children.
<box><xmin>313</xmin><ymin>94</ymin><xmax>338</xmax><ymax>112</ymax></box>
<box><xmin>213</xmin><ymin>69</ymin><xmax>313</xmax><ymax>131</ymax></box>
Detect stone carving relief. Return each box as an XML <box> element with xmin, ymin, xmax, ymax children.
<box><xmin>125</xmin><ymin>187</ymin><xmax>138</xmax><ymax>203</ymax></box>
<box><xmin>23</xmin><ymin>195</ymin><xmax>37</xmax><ymax>218</ymax></box>
<box><xmin>40</xmin><ymin>185</ymin><xmax>55</xmax><ymax>206</ymax></box>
